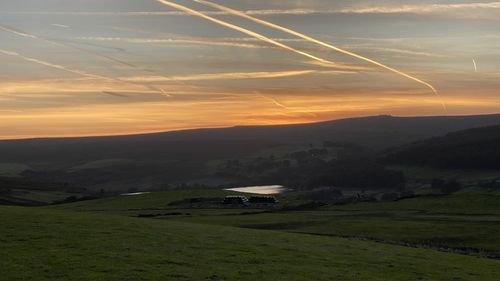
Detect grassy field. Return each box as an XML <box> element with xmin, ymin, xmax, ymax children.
<box><xmin>164</xmin><ymin>193</ymin><xmax>500</xmax><ymax>254</ymax></box>
<box><xmin>55</xmin><ymin>190</ymin><xmax>500</xmax><ymax>255</ymax></box>
<box><xmin>1</xmin><ymin>189</ymin><xmax>500</xmax><ymax>280</ymax></box>
<box><xmin>2</xmin><ymin>205</ymin><xmax>500</xmax><ymax>281</ymax></box>
<box><xmin>52</xmin><ymin>189</ymin><xmax>243</xmax><ymax>212</ymax></box>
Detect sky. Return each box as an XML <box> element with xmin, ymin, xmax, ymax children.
<box><xmin>0</xmin><ymin>0</ymin><xmax>499</xmax><ymax>139</ymax></box>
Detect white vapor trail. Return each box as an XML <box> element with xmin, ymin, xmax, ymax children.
<box><xmin>122</xmin><ymin>70</ymin><xmax>320</xmax><ymax>82</ymax></box>
<box><xmin>0</xmin><ymin>25</ymin><xmax>138</xmax><ymax>69</ymax></box>
<box><xmin>473</xmin><ymin>59</ymin><xmax>478</xmax><ymax>72</ymax></box>
<box><xmin>194</xmin><ymin>0</ymin><xmax>446</xmax><ymax>112</ymax></box>
<box><xmin>0</xmin><ymin>25</ymin><xmax>198</xmax><ymax>96</ymax></box>
<box><xmin>0</xmin><ymin>49</ymin><xmax>110</xmax><ymax>80</ymax></box>
<box><xmin>338</xmin><ymin>2</ymin><xmax>500</xmax><ymax>14</ymax></box>
<box><xmin>0</xmin><ymin>49</ymin><xmax>173</xmax><ymax>97</ymax></box>
<box><xmin>75</xmin><ymin>36</ymin><xmax>266</xmax><ymax>49</ymax></box>
<box><xmin>52</xmin><ymin>24</ymin><xmax>70</xmax><ymax>28</ymax></box>
<box><xmin>155</xmin><ymin>0</ymin><xmax>349</xmax><ymax>69</ymax></box>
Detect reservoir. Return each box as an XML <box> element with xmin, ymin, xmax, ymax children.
<box><xmin>225</xmin><ymin>185</ymin><xmax>285</xmax><ymax>195</ymax></box>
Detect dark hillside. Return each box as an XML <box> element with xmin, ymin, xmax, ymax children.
<box><xmin>385</xmin><ymin>125</ymin><xmax>500</xmax><ymax>169</ymax></box>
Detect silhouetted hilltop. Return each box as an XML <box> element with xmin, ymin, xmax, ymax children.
<box><xmin>2</xmin><ymin>114</ymin><xmax>500</xmax><ymax>164</ymax></box>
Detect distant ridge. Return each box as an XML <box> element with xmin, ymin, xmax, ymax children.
<box><xmin>3</xmin><ymin>113</ymin><xmax>500</xmax><ymax>190</ymax></box>
<box><xmin>4</xmin><ymin>113</ymin><xmax>500</xmax><ymax>143</ymax></box>
<box><xmin>3</xmin><ymin>114</ymin><xmax>500</xmax><ymax>163</ymax></box>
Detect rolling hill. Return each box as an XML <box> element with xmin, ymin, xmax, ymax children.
<box><xmin>385</xmin><ymin>125</ymin><xmax>500</xmax><ymax>169</ymax></box>
<box><xmin>2</xmin><ymin>113</ymin><xmax>500</xmax><ymax>191</ymax></box>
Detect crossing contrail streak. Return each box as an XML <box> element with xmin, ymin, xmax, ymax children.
<box><xmin>0</xmin><ymin>24</ymin><xmax>197</xmax><ymax>95</ymax></box>
<box><xmin>0</xmin><ymin>25</ymin><xmax>138</xmax><ymax>69</ymax></box>
<box><xmin>194</xmin><ymin>0</ymin><xmax>446</xmax><ymax>111</ymax></box>
<box><xmin>473</xmin><ymin>59</ymin><xmax>478</xmax><ymax>72</ymax></box>
<box><xmin>0</xmin><ymin>49</ymin><xmax>110</xmax><ymax>80</ymax></box>
<box><xmin>0</xmin><ymin>49</ymin><xmax>172</xmax><ymax>96</ymax></box>
<box><xmin>123</xmin><ymin>70</ymin><xmax>319</xmax><ymax>82</ymax></box>
<box><xmin>155</xmin><ymin>0</ymin><xmax>349</xmax><ymax>69</ymax></box>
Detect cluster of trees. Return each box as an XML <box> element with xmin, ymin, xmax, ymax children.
<box><xmin>0</xmin><ymin>186</ymin><xmax>11</xmax><ymax>196</ymax></box>
<box><xmin>431</xmin><ymin>179</ymin><xmax>462</xmax><ymax>194</ymax></box>
<box><xmin>215</xmin><ymin>143</ymin><xmax>406</xmax><ymax>191</ymax></box>
<box><xmin>303</xmin><ymin>159</ymin><xmax>405</xmax><ymax>190</ymax></box>
<box><xmin>384</xmin><ymin>125</ymin><xmax>500</xmax><ymax>169</ymax></box>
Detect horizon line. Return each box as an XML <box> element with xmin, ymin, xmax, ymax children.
<box><xmin>2</xmin><ymin>112</ymin><xmax>500</xmax><ymax>142</ymax></box>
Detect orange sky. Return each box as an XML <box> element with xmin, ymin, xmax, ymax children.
<box><xmin>1</xmin><ymin>0</ymin><xmax>500</xmax><ymax>139</ymax></box>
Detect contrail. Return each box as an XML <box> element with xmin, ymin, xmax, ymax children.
<box><xmin>0</xmin><ymin>49</ymin><xmax>172</xmax><ymax>96</ymax></box>
<box><xmin>56</xmin><ymin>38</ymin><xmax>126</xmax><ymax>52</ymax></box>
<box><xmin>52</xmin><ymin>24</ymin><xmax>70</xmax><ymax>28</ymax></box>
<box><xmin>102</xmin><ymin>91</ymin><xmax>130</xmax><ymax>98</ymax></box>
<box><xmin>262</xmin><ymin>95</ymin><xmax>289</xmax><ymax>110</ymax></box>
<box><xmin>155</xmin><ymin>0</ymin><xmax>349</xmax><ymax>69</ymax></box>
<box><xmin>0</xmin><ymin>49</ymin><xmax>110</xmax><ymax>80</ymax></box>
<box><xmin>75</xmin><ymin>35</ymin><xmax>266</xmax><ymax>49</ymax></box>
<box><xmin>0</xmin><ymin>25</ymin><xmax>138</xmax><ymax>69</ymax></box>
<box><xmin>194</xmin><ymin>0</ymin><xmax>446</xmax><ymax>111</ymax></box>
<box><xmin>0</xmin><ymin>24</ymin><xmax>197</xmax><ymax>95</ymax></box>
<box><xmin>122</xmin><ymin>70</ymin><xmax>319</xmax><ymax>82</ymax></box>
<box><xmin>473</xmin><ymin>59</ymin><xmax>478</xmax><ymax>72</ymax></box>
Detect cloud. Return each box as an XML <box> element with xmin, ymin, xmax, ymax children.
<box><xmin>3</xmin><ymin>2</ymin><xmax>499</xmax><ymax>19</ymax></box>
<box><xmin>195</xmin><ymin>0</ymin><xmax>445</xmax><ymax>111</ymax></box>
<box><xmin>122</xmin><ymin>70</ymin><xmax>323</xmax><ymax>82</ymax></box>
<box><xmin>74</xmin><ymin>36</ymin><xmax>266</xmax><ymax>49</ymax></box>
<box><xmin>0</xmin><ymin>49</ymin><xmax>109</xmax><ymax>80</ymax></box>
<box><xmin>0</xmin><ymin>9</ymin><xmax>338</xmax><ymax>17</ymax></box>
<box><xmin>338</xmin><ymin>2</ymin><xmax>500</xmax><ymax>15</ymax></box>
<box><xmin>51</xmin><ymin>24</ymin><xmax>70</xmax><ymax>28</ymax></box>
<box><xmin>155</xmin><ymin>0</ymin><xmax>356</xmax><ymax>70</ymax></box>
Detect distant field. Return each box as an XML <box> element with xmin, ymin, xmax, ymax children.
<box><xmin>2</xmin><ymin>205</ymin><xmax>500</xmax><ymax>281</ymax></box>
<box><xmin>9</xmin><ymin>189</ymin><xmax>74</xmax><ymax>204</ymax></box>
<box><xmin>52</xmin><ymin>189</ymin><xmax>240</xmax><ymax>212</ymax></box>
<box><xmin>53</xmin><ymin>190</ymin><xmax>500</xmax><ymax>256</ymax></box>
<box><xmin>169</xmin><ymin>193</ymin><xmax>500</xmax><ymax>254</ymax></box>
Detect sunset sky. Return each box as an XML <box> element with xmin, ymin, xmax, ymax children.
<box><xmin>1</xmin><ymin>0</ymin><xmax>500</xmax><ymax>139</ymax></box>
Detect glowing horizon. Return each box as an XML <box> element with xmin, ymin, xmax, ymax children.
<box><xmin>1</xmin><ymin>0</ymin><xmax>499</xmax><ymax>139</ymax></box>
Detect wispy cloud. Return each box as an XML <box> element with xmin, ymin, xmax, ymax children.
<box><xmin>0</xmin><ymin>25</ymin><xmax>141</xmax><ymax>69</ymax></box>
<box><xmin>122</xmin><ymin>70</ymin><xmax>325</xmax><ymax>82</ymax></box>
<box><xmin>0</xmin><ymin>49</ymin><xmax>109</xmax><ymax>80</ymax></box>
<box><xmin>3</xmin><ymin>2</ymin><xmax>499</xmax><ymax>19</ymax></box>
<box><xmin>338</xmin><ymin>2</ymin><xmax>500</xmax><ymax>14</ymax></box>
<box><xmin>0</xmin><ymin>9</ymin><xmax>337</xmax><ymax>17</ymax></box>
<box><xmin>51</xmin><ymin>23</ymin><xmax>70</xmax><ymax>28</ymax></box>
<box><xmin>195</xmin><ymin>0</ymin><xmax>445</xmax><ymax>111</ymax></box>
<box><xmin>155</xmin><ymin>0</ymin><xmax>354</xmax><ymax>70</ymax></box>
<box><xmin>74</xmin><ymin>36</ymin><xmax>266</xmax><ymax>49</ymax></box>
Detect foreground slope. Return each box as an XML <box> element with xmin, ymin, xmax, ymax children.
<box><xmin>1</xmin><ymin>206</ymin><xmax>499</xmax><ymax>281</ymax></box>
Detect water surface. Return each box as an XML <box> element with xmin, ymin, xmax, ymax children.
<box><xmin>225</xmin><ymin>185</ymin><xmax>285</xmax><ymax>195</ymax></box>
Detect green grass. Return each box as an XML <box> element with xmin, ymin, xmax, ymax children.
<box><xmin>165</xmin><ymin>193</ymin><xmax>500</xmax><ymax>253</ymax></box>
<box><xmin>331</xmin><ymin>192</ymin><xmax>500</xmax><ymax>214</ymax></box>
<box><xmin>2</xmin><ymin>205</ymin><xmax>500</xmax><ymax>281</ymax></box>
<box><xmin>53</xmin><ymin>190</ymin><xmax>500</xmax><ymax>254</ymax></box>
<box><xmin>3</xmin><ymin>189</ymin><xmax>500</xmax><ymax>280</ymax></box>
<box><xmin>52</xmin><ymin>189</ymin><xmax>240</xmax><ymax>212</ymax></box>
<box><xmin>9</xmin><ymin>189</ymin><xmax>75</xmax><ymax>204</ymax></box>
